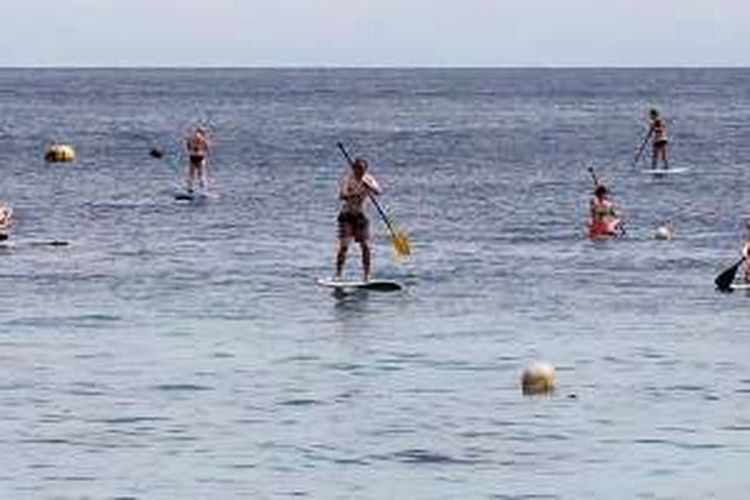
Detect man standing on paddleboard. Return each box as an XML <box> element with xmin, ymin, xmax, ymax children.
<box><xmin>647</xmin><ymin>108</ymin><xmax>669</xmax><ymax>170</ymax></box>
<box><xmin>335</xmin><ymin>157</ymin><xmax>381</xmax><ymax>281</ymax></box>
<box><xmin>185</xmin><ymin>125</ymin><xmax>211</xmax><ymax>193</ymax></box>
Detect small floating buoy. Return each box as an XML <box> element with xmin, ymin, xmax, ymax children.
<box><xmin>44</xmin><ymin>144</ymin><xmax>76</xmax><ymax>163</ymax></box>
<box><xmin>521</xmin><ymin>362</ymin><xmax>556</xmax><ymax>395</ymax></box>
<box><xmin>655</xmin><ymin>225</ymin><xmax>673</xmax><ymax>240</ymax></box>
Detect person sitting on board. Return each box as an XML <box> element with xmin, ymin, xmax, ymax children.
<box><xmin>647</xmin><ymin>108</ymin><xmax>669</xmax><ymax>170</ymax></box>
<box><xmin>588</xmin><ymin>185</ymin><xmax>620</xmax><ymax>238</ymax></box>
<box><xmin>335</xmin><ymin>157</ymin><xmax>381</xmax><ymax>281</ymax></box>
<box><xmin>0</xmin><ymin>203</ymin><xmax>13</xmax><ymax>241</ymax></box>
<box><xmin>185</xmin><ymin>125</ymin><xmax>211</xmax><ymax>193</ymax></box>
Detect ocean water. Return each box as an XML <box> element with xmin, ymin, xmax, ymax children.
<box><xmin>0</xmin><ymin>68</ymin><xmax>749</xmax><ymax>498</ymax></box>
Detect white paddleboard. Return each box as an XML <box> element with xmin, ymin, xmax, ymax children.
<box><xmin>316</xmin><ymin>277</ymin><xmax>403</xmax><ymax>291</ymax></box>
<box><xmin>642</xmin><ymin>167</ymin><xmax>690</xmax><ymax>175</ymax></box>
<box><xmin>729</xmin><ymin>283</ymin><xmax>750</xmax><ymax>291</ymax></box>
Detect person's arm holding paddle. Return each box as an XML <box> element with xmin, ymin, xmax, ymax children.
<box><xmin>339</xmin><ymin>169</ymin><xmax>380</xmax><ymax>203</ymax></box>
<box><xmin>361</xmin><ymin>172</ymin><xmax>381</xmax><ymax>196</ymax></box>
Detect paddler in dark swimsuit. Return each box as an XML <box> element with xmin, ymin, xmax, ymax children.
<box><xmin>185</xmin><ymin>126</ymin><xmax>211</xmax><ymax>193</ymax></box>
<box><xmin>648</xmin><ymin>108</ymin><xmax>669</xmax><ymax>170</ymax></box>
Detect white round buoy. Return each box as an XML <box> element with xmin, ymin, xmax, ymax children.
<box><xmin>521</xmin><ymin>362</ymin><xmax>556</xmax><ymax>395</ymax></box>
<box><xmin>655</xmin><ymin>225</ymin><xmax>673</xmax><ymax>240</ymax></box>
<box><xmin>45</xmin><ymin>144</ymin><xmax>76</xmax><ymax>162</ymax></box>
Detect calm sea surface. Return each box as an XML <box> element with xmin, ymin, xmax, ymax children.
<box><xmin>0</xmin><ymin>69</ymin><xmax>749</xmax><ymax>498</ymax></box>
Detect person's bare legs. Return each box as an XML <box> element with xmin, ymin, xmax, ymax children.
<box><xmin>660</xmin><ymin>145</ymin><xmax>669</xmax><ymax>169</ymax></box>
<box><xmin>653</xmin><ymin>144</ymin><xmax>668</xmax><ymax>170</ymax></box>
<box><xmin>197</xmin><ymin>162</ymin><xmax>207</xmax><ymax>190</ymax></box>
<box><xmin>360</xmin><ymin>240</ymin><xmax>372</xmax><ymax>281</ymax></box>
<box><xmin>335</xmin><ymin>239</ymin><xmax>350</xmax><ymax>280</ymax></box>
<box><xmin>187</xmin><ymin>162</ymin><xmax>198</xmax><ymax>191</ymax></box>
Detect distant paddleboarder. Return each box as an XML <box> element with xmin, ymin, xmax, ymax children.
<box><xmin>185</xmin><ymin>125</ymin><xmax>211</xmax><ymax>193</ymax></box>
<box><xmin>647</xmin><ymin>108</ymin><xmax>669</xmax><ymax>170</ymax></box>
<box><xmin>634</xmin><ymin>108</ymin><xmax>670</xmax><ymax>170</ymax></box>
<box><xmin>335</xmin><ymin>157</ymin><xmax>381</xmax><ymax>281</ymax></box>
<box><xmin>0</xmin><ymin>203</ymin><xmax>13</xmax><ymax>241</ymax></box>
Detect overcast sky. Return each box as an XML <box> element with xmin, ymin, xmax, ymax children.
<box><xmin>1</xmin><ymin>0</ymin><xmax>747</xmax><ymax>67</ymax></box>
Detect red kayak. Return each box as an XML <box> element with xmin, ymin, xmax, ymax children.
<box><xmin>587</xmin><ymin>217</ymin><xmax>623</xmax><ymax>239</ymax></box>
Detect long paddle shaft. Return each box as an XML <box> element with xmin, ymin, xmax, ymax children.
<box><xmin>588</xmin><ymin>167</ymin><xmax>599</xmax><ymax>187</ymax></box>
<box><xmin>336</xmin><ymin>143</ymin><xmax>399</xmax><ymax>236</ymax></box>
<box><xmin>633</xmin><ymin>131</ymin><xmax>651</xmax><ymax>167</ymax></box>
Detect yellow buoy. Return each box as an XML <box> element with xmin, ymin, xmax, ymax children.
<box><xmin>45</xmin><ymin>144</ymin><xmax>76</xmax><ymax>163</ymax></box>
<box><xmin>521</xmin><ymin>362</ymin><xmax>556</xmax><ymax>395</ymax></box>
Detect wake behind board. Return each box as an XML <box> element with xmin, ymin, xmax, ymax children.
<box><xmin>642</xmin><ymin>167</ymin><xmax>690</xmax><ymax>175</ymax></box>
<box><xmin>316</xmin><ymin>277</ymin><xmax>403</xmax><ymax>291</ymax></box>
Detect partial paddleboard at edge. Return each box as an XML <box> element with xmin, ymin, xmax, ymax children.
<box><xmin>316</xmin><ymin>277</ymin><xmax>403</xmax><ymax>291</ymax></box>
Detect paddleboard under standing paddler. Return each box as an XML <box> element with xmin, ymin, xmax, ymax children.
<box><xmin>642</xmin><ymin>167</ymin><xmax>690</xmax><ymax>175</ymax></box>
<box><xmin>316</xmin><ymin>278</ymin><xmax>403</xmax><ymax>291</ymax></box>
<box><xmin>174</xmin><ymin>188</ymin><xmax>215</xmax><ymax>202</ymax></box>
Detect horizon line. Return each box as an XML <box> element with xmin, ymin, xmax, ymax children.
<box><xmin>0</xmin><ymin>64</ymin><xmax>749</xmax><ymax>70</ymax></box>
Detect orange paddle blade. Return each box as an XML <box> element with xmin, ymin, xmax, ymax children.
<box><xmin>392</xmin><ymin>227</ymin><xmax>411</xmax><ymax>257</ymax></box>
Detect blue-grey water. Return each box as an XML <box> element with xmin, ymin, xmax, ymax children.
<box><xmin>1</xmin><ymin>68</ymin><xmax>750</xmax><ymax>498</ymax></box>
